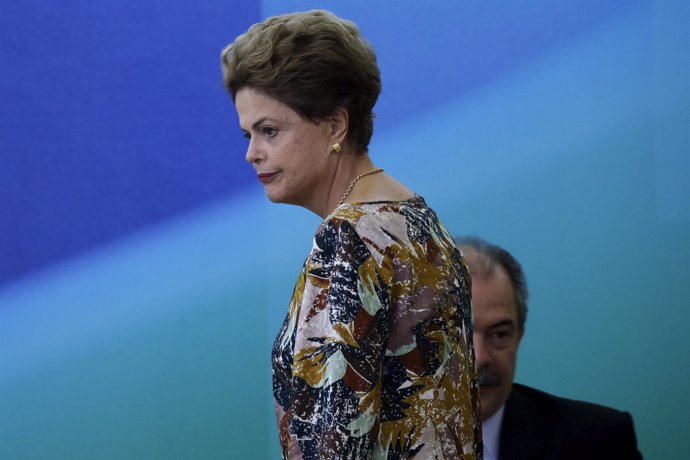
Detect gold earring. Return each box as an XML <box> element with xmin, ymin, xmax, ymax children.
<box><xmin>332</xmin><ymin>143</ymin><xmax>342</xmax><ymax>153</ymax></box>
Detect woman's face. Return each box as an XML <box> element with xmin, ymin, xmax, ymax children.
<box><xmin>235</xmin><ymin>87</ymin><xmax>336</xmax><ymax>211</ymax></box>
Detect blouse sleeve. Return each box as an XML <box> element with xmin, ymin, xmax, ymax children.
<box><xmin>288</xmin><ymin>217</ymin><xmax>389</xmax><ymax>459</ymax></box>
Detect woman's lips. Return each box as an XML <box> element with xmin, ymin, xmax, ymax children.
<box><xmin>258</xmin><ymin>172</ymin><xmax>279</xmax><ymax>184</ymax></box>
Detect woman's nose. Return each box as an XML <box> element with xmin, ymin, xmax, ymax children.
<box><xmin>245</xmin><ymin>138</ymin><xmax>260</xmax><ymax>164</ymax></box>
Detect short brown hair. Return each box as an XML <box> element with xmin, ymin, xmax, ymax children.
<box><xmin>221</xmin><ymin>10</ymin><xmax>381</xmax><ymax>153</ymax></box>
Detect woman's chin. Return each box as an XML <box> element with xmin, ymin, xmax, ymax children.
<box><xmin>265</xmin><ymin>192</ymin><xmax>282</xmax><ymax>203</ymax></box>
<box><xmin>264</xmin><ymin>188</ymin><xmax>289</xmax><ymax>205</ymax></box>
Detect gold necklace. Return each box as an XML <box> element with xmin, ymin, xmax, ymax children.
<box><xmin>337</xmin><ymin>167</ymin><xmax>384</xmax><ymax>207</ymax></box>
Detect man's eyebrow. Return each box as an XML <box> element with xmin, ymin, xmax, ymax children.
<box><xmin>488</xmin><ymin>319</ymin><xmax>516</xmax><ymax>330</ymax></box>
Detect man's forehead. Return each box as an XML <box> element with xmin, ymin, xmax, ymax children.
<box><xmin>471</xmin><ymin>271</ymin><xmax>519</xmax><ymax>326</ymax></box>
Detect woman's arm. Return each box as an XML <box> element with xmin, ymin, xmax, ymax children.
<box><xmin>288</xmin><ymin>218</ymin><xmax>389</xmax><ymax>459</ymax></box>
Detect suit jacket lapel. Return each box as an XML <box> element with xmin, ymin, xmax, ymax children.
<box><xmin>498</xmin><ymin>385</ymin><xmax>546</xmax><ymax>460</ymax></box>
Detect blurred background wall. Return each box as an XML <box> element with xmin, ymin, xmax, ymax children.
<box><xmin>1</xmin><ymin>1</ymin><xmax>688</xmax><ymax>458</ymax></box>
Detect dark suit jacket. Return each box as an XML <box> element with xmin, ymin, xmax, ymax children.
<box><xmin>498</xmin><ymin>383</ymin><xmax>643</xmax><ymax>460</ymax></box>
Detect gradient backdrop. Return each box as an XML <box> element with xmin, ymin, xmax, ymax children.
<box><xmin>1</xmin><ymin>1</ymin><xmax>689</xmax><ymax>458</ymax></box>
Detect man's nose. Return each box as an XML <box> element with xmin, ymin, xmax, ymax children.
<box><xmin>473</xmin><ymin>333</ymin><xmax>490</xmax><ymax>367</ymax></box>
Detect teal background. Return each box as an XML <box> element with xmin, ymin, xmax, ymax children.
<box><xmin>1</xmin><ymin>1</ymin><xmax>689</xmax><ymax>458</ymax></box>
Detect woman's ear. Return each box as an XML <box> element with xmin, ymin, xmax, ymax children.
<box><xmin>329</xmin><ymin>107</ymin><xmax>349</xmax><ymax>144</ymax></box>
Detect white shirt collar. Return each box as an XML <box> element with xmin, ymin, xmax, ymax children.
<box><xmin>482</xmin><ymin>404</ymin><xmax>506</xmax><ymax>460</ymax></box>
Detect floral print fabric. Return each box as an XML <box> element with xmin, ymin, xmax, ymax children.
<box><xmin>272</xmin><ymin>196</ymin><xmax>482</xmax><ymax>459</ymax></box>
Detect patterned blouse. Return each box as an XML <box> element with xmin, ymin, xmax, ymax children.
<box><xmin>272</xmin><ymin>196</ymin><xmax>482</xmax><ymax>459</ymax></box>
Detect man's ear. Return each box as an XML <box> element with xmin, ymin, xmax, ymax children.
<box><xmin>329</xmin><ymin>106</ymin><xmax>349</xmax><ymax>144</ymax></box>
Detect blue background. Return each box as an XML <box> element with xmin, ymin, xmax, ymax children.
<box><xmin>1</xmin><ymin>1</ymin><xmax>689</xmax><ymax>458</ymax></box>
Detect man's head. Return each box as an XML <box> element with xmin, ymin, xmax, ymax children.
<box><xmin>455</xmin><ymin>236</ymin><xmax>528</xmax><ymax>422</ymax></box>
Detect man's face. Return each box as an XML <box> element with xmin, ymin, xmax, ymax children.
<box><xmin>471</xmin><ymin>265</ymin><xmax>523</xmax><ymax>421</ymax></box>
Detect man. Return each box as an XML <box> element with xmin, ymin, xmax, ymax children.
<box><xmin>455</xmin><ymin>236</ymin><xmax>643</xmax><ymax>460</ymax></box>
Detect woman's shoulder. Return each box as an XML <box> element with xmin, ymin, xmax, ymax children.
<box><xmin>329</xmin><ymin>194</ymin><xmax>427</xmax><ymax>220</ymax></box>
<box><xmin>314</xmin><ymin>194</ymin><xmax>453</xmax><ymax>254</ymax></box>
<box><xmin>319</xmin><ymin>195</ymin><xmax>424</xmax><ymax>232</ymax></box>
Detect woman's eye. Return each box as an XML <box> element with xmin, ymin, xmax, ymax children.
<box><xmin>262</xmin><ymin>126</ymin><xmax>278</xmax><ymax>138</ymax></box>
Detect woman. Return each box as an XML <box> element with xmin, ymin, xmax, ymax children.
<box><xmin>221</xmin><ymin>10</ymin><xmax>481</xmax><ymax>459</ymax></box>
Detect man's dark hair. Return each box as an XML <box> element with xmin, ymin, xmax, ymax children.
<box><xmin>454</xmin><ymin>236</ymin><xmax>528</xmax><ymax>331</ymax></box>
